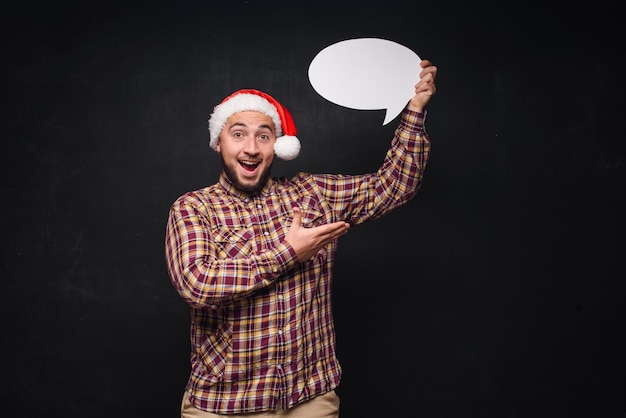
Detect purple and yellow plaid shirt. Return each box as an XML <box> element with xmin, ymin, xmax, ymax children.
<box><xmin>165</xmin><ymin>109</ymin><xmax>430</xmax><ymax>413</ymax></box>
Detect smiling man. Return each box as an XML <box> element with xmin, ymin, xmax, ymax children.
<box><xmin>165</xmin><ymin>60</ymin><xmax>437</xmax><ymax>417</ymax></box>
<box><xmin>218</xmin><ymin>111</ymin><xmax>274</xmax><ymax>193</ymax></box>
<box><xmin>210</xmin><ymin>90</ymin><xmax>301</xmax><ymax>194</ymax></box>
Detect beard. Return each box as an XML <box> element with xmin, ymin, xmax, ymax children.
<box><xmin>221</xmin><ymin>154</ymin><xmax>272</xmax><ymax>195</ymax></box>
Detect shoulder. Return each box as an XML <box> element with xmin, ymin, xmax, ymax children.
<box><xmin>170</xmin><ymin>184</ymin><xmax>221</xmax><ymax>210</ymax></box>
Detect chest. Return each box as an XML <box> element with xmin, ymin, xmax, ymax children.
<box><xmin>209</xmin><ymin>193</ymin><xmax>325</xmax><ymax>257</ymax></box>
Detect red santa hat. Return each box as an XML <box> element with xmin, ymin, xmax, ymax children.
<box><xmin>208</xmin><ymin>89</ymin><xmax>301</xmax><ymax>160</ymax></box>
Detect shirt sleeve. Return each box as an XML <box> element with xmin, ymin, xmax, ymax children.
<box><xmin>317</xmin><ymin>108</ymin><xmax>431</xmax><ymax>225</ymax></box>
<box><xmin>164</xmin><ymin>193</ymin><xmax>298</xmax><ymax>310</ymax></box>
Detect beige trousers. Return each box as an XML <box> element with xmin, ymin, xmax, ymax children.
<box><xmin>180</xmin><ymin>390</ymin><xmax>340</xmax><ymax>418</ymax></box>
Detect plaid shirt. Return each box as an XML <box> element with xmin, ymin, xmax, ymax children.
<box><xmin>165</xmin><ymin>109</ymin><xmax>430</xmax><ymax>413</ymax></box>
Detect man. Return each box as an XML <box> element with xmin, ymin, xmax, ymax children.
<box><xmin>165</xmin><ymin>59</ymin><xmax>437</xmax><ymax>417</ymax></box>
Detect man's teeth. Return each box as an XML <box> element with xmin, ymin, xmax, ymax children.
<box><xmin>241</xmin><ymin>161</ymin><xmax>259</xmax><ymax>167</ymax></box>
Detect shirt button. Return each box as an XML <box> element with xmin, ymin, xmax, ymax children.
<box><xmin>264</xmin><ymin>231</ymin><xmax>269</xmax><ymax>236</ymax></box>
<box><xmin>257</xmin><ymin>204</ymin><xmax>262</xmax><ymax>209</ymax></box>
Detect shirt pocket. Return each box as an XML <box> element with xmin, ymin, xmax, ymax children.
<box><xmin>213</xmin><ymin>227</ymin><xmax>254</xmax><ymax>259</ymax></box>
<box><xmin>284</xmin><ymin>195</ymin><xmax>325</xmax><ymax>227</ymax></box>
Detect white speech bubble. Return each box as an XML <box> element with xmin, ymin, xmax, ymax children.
<box><xmin>308</xmin><ymin>38</ymin><xmax>421</xmax><ymax>125</ymax></box>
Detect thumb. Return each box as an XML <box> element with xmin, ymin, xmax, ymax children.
<box><xmin>291</xmin><ymin>206</ymin><xmax>302</xmax><ymax>228</ymax></box>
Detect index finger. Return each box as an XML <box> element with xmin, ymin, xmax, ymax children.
<box><xmin>315</xmin><ymin>221</ymin><xmax>350</xmax><ymax>235</ymax></box>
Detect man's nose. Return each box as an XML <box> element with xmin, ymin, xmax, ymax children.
<box><xmin>243</xmin><ymin>137</ymin><xmax>259</xmax><ymax>153</ymax></box>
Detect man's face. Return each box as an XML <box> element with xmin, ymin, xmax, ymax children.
<box><xmin>217</xmin><ymin>111</ymin><xmax>276</xmax><ymax>194</ymax></box>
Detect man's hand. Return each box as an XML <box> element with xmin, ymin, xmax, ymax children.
<box><xmin>285</xmin><ymin>207</ymin><xmax>350</xmax><ymax>262</ymax></box>
<box><xmin>407</xmin><ymin>59</ymin><xmax>438</xmax><ymax>113</ymax></box>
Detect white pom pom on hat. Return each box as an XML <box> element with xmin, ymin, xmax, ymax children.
<box><xmin>208</xmin><ymin>89</ymin><xmax>301</xmax><ymax>160</ymax></box>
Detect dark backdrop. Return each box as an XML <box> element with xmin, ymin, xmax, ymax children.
<box><xmin>1</xmin><ymin>1</ymin><xmax>623</xmax><ymax>417</ymax></box>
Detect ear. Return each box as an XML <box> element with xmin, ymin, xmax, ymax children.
<box><xmin>215</xmin><ymin>141</ymin><xmax>221</xmax><ymax>153</ymax></box>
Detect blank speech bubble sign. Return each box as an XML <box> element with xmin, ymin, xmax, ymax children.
<box><xmin>308</xmin><ymin>38</ymin><xmax>421</xmax><ymax>125</ymax></box>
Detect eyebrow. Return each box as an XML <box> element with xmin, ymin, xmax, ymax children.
<box><xmin>229</xmin><ymin>122</ymin><xmax>273</xmax><ymax>131</ymax></box>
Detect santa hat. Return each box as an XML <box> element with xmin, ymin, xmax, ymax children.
<box><xmin>208</xmin><ymin>89</ymin><xmax>300</xmax><ymax>160</ymax></box>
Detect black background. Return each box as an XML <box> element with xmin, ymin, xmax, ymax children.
<box><xmin>1</xmin><ymin>1</ymin><xmax>623</xmax><ymax>417</ymax></box>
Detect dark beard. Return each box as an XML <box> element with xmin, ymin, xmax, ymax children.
<box><xmin>221</xmin><ymin>154</ymin><xmax>272</xmax><ymax>195</ymax></box>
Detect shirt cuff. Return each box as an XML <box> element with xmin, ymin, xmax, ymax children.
<box><xmin>400</xmin><ymin>108</ymin><xmax>427</xmax><ymax>134</ymax></box>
